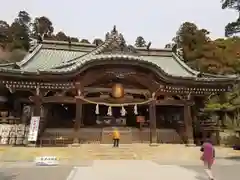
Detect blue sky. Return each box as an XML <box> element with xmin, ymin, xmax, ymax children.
<box><xmin>0</xmin><ymin>0</ymin><xmax>238</xmax><ymax>47</ymax></box>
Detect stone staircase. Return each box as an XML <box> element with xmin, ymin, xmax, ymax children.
<box><xmin>157</xmin><ymin>129</ymin><xmax>183</xmax><ymax>144</ymax></box>
<box><xmin>83</xmin><ymin>145</ymin><xmax>137</xmax><ymax>159</ymax></box>
<box><xmin>132</xmin><ymin>128</ymin><xmax>183</xmax><ymax>144</ymax></box>
<box><xmin>40</xmin><ymin>127</ymin><xmax>183</xmax><ymax>146</ymax></box>
<box><xmin>101</xmin><ymin>127</ymin><xmax>132</xmax><ymax>144</ymax></box>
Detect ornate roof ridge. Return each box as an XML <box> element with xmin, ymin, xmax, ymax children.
<box><xmin>0</xmin><ymin>53</ymin><xmax>237</xmax><ymax>85</ymax></box>
<box><xmin>0</xmin><ymin>62</ymin><xmax>17</xmax><ymax>68</ymax></box>
<box><xmin>135</xmin><ymin>46</ymin><xmax>172</xmax><ymax>52</ymax></box>
<box><xmin>38</xmin><ymin>53</ymin><xmax>238</xmax><ymax>82</ymax></box>
<box><xmin>41</xmin><ymin>40</ymin><xmax>96</xmax><ymax>47</ymax></box>
<box><xmin>16</xmin><ymin>44</ymin><xmax>43</xmax><ymax>67</ymax></box>
<box><xmin>51</xmin><ymin>38</ymin><xmax>112</xmax><ymax>69</ymax></box>
<box><xmin>53</xmin><ymin>26</ymin><xmax>132</xmax><ymax>69</ymax></box>
<box><xmin>172</xmin><ymin>53</ymin><xmax>198</xmax><ymax>76</ymax></box>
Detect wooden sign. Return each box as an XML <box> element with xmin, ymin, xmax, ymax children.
<box><xmin>136</xmin><ymin>116</ymin><xmax>145</xmax><ymax>123</ymax></box>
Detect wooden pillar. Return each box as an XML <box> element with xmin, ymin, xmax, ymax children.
<box><xmin>184</xmin><ymin>104</ymin><xmax>195</xmax><ymax>145</ymax></box>
<box><xmin>219</xmin><ymin>92</ymin><xmax>227</xmax><ymax>127</ymax></box>
<box><xmin>38</xmin><ymin>105</ymin><xmax>48</xmax><ymax>135</ymax></box>
<box><xmin>28</xmin><ymin>87</ymin><xmax>42</xmax><ymax>146</ymax></box>
<box><xmin>73</xmin><ymin>97</ymin><xmax>82</xmax><ymax>144</ymax></box>
<box><xmin>149</xmin><ymin>100</ymin><xmax>157</xmax><ymax>145</ymax></box>
<box><xmin>216</xmin><ymin>92</ymin><xmax>227</xmax><ymax>145</ymax></box>
<box><xmin>33</xmin><ymin>95</ymin><xmax>41</xmax><ymax>116</ymax></box>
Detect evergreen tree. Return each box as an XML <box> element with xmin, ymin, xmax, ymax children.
<box><xmin>135</xmin><ymin>36</ymin><xmax>146</xmax><ymax>47</ymax></box>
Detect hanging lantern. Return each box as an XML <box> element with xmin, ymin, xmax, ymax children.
<box><xmin>120</xmin><ymin>106</ymin><xmax>126</xmax><ymax>116</ymax></box>
<box><xmin>95</xmin><ymin>104</ymin><xmax>99</xmax><ymax>115</ymax></box>
<box><xmin>112</xmin><ymin>83</ymin><xmax>124</xmax><ymax>98</ymax></box>
<box><xmin>107</xmin><ymin>106</ymin><xmax>112</xmax><ymax>116</ymax></box>
<box><xmin>134</xmin><ymin>104</ymin><xmax>138</xmax><ymax>115</ymax></box>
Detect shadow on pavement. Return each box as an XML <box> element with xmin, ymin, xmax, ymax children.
<box><xmin>180</xmin><ymin>166</ymin><xmax>207</xmax><ymax>180</ymax></box>
<box><xmin>196</xmin><ymin>175</ymin><xmax>206</xmax><ymax>180</ymax></box>
<box><xmin>224</xmin><ymin>156</ymin><xmax>240</xmax><ymax>161</ymax></box>
<box><xmin>0</xmin><ymin>172</ymin><xmax>18</xmax><ymax>180</ymax></box>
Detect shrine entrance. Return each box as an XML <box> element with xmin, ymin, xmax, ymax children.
<box><xmin>82</xmin><ymin>104</ymin><xmax>149</xmax><ymax>128</ymax></box>
<box><xmin>40</xmin><ymin>64</ymin><xmax>190</xmax><ymax>145</ymax></box>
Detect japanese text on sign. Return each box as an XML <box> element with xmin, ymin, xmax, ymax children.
<box><xmin>28</xmin><ymin>116</ymin><xmax>40</xmax><ymax>141</ymax></box>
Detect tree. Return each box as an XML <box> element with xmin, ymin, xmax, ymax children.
<box><xmin>80</xmin><ymin>39</ymin><xmax>90</xmax><ymax>44</ymax></box>
<box><xmin>173</xmin><ymin>22</ymin><xmax>210</xmax><ymax>62</ymax></box>
<box><xmin>135</xmin><ymin>36</ymin><xmax>146</xmax><ymax>47</ymax></box>
<box><xmin>221</xmin><ymin>0</ymin><xmax>240</xmax><ymax>36</ymax></box>
<box><xmin>0</xmin><ymin>20</ymin><xmax>10</xmax><ymax>48</ymax></box>
<box><xmin>173</xmin><ymin>22</ymin><xmax>209</xmax><ymax>52</ymax></box>
<box><xmin>172</xmin><ymin>22</ymin><xmax>240</xmax><ymax>74</ymax></box>
<box><xmin>92</xmin><ymin>38</ymin><xmax>103</xmax><ymax>46</ymax></box>
<box><xmin>55</xmin><ymin>31</ymin><xmax>68</xmax><ymax>41</ymax></box>
<box><xmin>225</xmin><ymin>20</ymin><xmax>240</xmax><ymax>37</ymax></box>
<box><xmin>32</xmin><ymin>16</ymin><xmax>54</xmax><ymax>38</ymax></box>
<box><xmin>9</xmin><ymin>11</ymin><xmax>31</xmax><ymax>51</ymax></box>
<box><xmin>70</xmin><ymin>37</ymin><xmax>79</xmax><ymax>42</ymax></box>
<box><xmin>17</xmin><ymin>11</ymin><xmax>31</xmax><ymax>26</ymax></box>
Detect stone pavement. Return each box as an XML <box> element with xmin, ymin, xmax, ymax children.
<box><xmin>0</xmin><ymin>144</ymin><xmax>239</xmax><ymax>179</ymax></box>
<box><xmin>0</xmin><ymin>166</ymin><xmax>72</xmax><ymax>180</ymax></box>
<box><xmin>0</xmin><ymin>160</ymin><xmax>239</xmax><ymax>180</ymax></box>
<box><xmin>0</xmin><ymin>144</ymin><xmax>239</xmax><ymax>162</ymax></box>
<box><xmin>68</xmin><ymin>161</ymin><xmax>200</xmax><ymax>180</ymax></box>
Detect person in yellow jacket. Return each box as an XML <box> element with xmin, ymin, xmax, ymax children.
<box><xmin>112</xmin><ymin>127</ymin><xmax>120</xmax><ymax>147</ymax></box>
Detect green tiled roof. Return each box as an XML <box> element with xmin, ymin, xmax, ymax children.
<box><xmin>14</xmin><ymin>41</ymin><xmax>93</xmax><ymax>71</ymax></box>
<box><xmin>142</xmin><ymin>55</ymin><xmax>195</xmax><ymax>77</ymax></box>
<box><xmin>47</xmin><ymin>54</ymin><xmax>195</xmax><ymax>78</ymax></box>
<box><xmin>21</xmin><ymin>48</ymin><xmax>86</xmax><ymax>70</ymax></box>
<box><xmin>0</xmin><ymin>27</ymin><xmax>238</xmax><ymax>83</ymax></box>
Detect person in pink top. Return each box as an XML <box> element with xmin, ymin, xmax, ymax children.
<box><xmin>200</xmin><ymin>138</ymin><xmax>215</xmax><ymax>180</ymax></box>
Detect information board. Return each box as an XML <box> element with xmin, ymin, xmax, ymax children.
<box><xmin>35</xmin><ymin>156</ymin><xmax>59</xmax><ymax>166</ymax></box>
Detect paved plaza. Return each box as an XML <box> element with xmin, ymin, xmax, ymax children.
<box><xmin>0</xmin><ymin>144</ymin><xmax>239</xmax><ymax>162</ymax></box>
<box><xmin>0</xmin><ymin>160</ymin><xmax>239</xmax><ymax>180</ymax></box>
<box><xmin>0</xmin><ymin>144</ymin><xmax>239</xmax><ymax>179</ymax></box>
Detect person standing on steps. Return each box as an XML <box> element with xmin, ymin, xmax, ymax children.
<box><xmin>200</xmin><ymin>137</ymin><xmax>215</xmax><ymax>180</ymax></box>
<box><xmin>112</xmin><ymin>127</ymin><xmax>120</xmax><ymax>147</ymax></box>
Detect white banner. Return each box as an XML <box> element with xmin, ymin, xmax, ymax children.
<box><xmin>28</xmin><ymin>116</ymin><xmax>40</xmax><ymax>141</ymax></box>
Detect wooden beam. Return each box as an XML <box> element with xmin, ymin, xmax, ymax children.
<box><xmin>17</xmin><ymin>98</ymin><xmax>32</xmax><ymax>104</ymax></box>
<box><xmin>42</xmin><ymin>96</ymin><xmax>75</xmax><ymax>104</ymax></box>
<box><xmin>84</xmin><ymin>87</ymin><xmax>150</xmax><ymax>95</ymax></box>
<box><xmin>155</xmin><ymin>99</ymin><xmax>194</xmax><ymax>106</ymax></box>
<box><xmin>74</xmin><ymin>96</ymin><xmax>150</xmax><ymax>105</ymax></box>
<box><xmin>79</xmin><ymin>69</ymin><xmax>109</xmax><ymax>87</ymax></box>
<box><xmin>130</xmin><ymin>74</ymin><xmax>158</xmax><ymax>92</ymax></box>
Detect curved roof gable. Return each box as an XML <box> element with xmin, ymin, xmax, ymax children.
<box><xmin>45</xmin><ymin>26</ymin><xmax>198</xmax><ymax>78</ymax></box>
<box><xmin>0</xmin><ymin>26</ymin><xmax>238</xmax><ymax>83</ymax></box>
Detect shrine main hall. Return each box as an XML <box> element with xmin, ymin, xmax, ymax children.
<box><xmin>0</xmin><ymin>27</ymin><xmax>237</xmax><ymax>146</ymax></box>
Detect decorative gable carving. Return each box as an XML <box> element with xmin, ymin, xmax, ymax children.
<box><xmin>101</xmin><ymin>26</ymin><xmax>137</xmax><ymax>55</ymax></box>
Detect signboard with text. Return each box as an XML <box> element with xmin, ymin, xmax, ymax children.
<box><xmin>28</xmin><ymin>116</ymin><xmax>40</xmax><ymax>141</ymax></box>
<box><xmin>35</xmin><ymin>156</ymin><xmax>59</xmax><ymax>166</ymax></box>
<box><xmin>136</xmin><ymin>116</ymin><xmax>145</xmax><ymax>123</ymax></box>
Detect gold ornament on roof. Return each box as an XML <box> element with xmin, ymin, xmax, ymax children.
<box><xmin>112</xmin><ymin>83</ymin><xmax>124</xmax><ymax>98</ymax></box>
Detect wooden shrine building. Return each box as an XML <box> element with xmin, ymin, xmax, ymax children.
<box><xmin>0</xmin><ymin>26</ymin><xmax>237</xmax><ymax>146</ymax></box>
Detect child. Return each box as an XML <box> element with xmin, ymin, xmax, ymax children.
<box><xmin>112</xmin><ymin>128</ymin><xmax>120</xmax><ymax>147</ymax></box>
